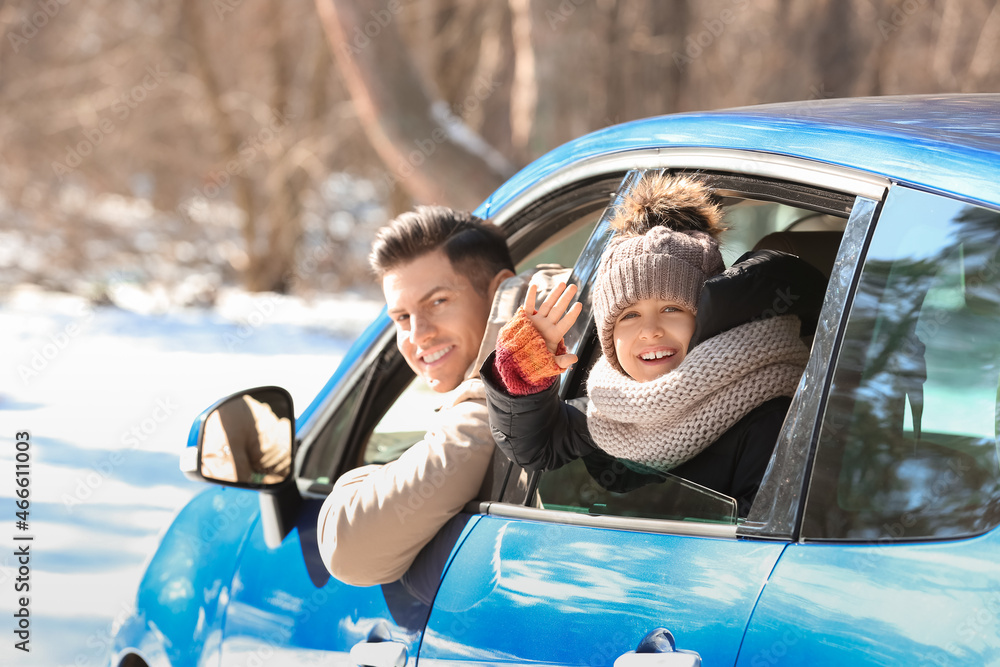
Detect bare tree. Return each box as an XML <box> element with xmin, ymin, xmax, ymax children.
<box><xmin>179</xmin><ymin>0</ymin><xmax>349</xmax><ymax>292</ymax></box>
<box><xmin>315</xmin><ymin>0</ymin><xmax>514</xmax><ymax>211</ymax></box>
<box><xmin>5</xmin><ymin>0</ymin><xmax>1000</xmax><ymax>298</ymax></box>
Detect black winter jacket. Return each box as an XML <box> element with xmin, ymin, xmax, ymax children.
<box><xmin>483</xmin><ymin>249</ymin><xmax>827</xmax><ymax>517</ymax></box>
<box><xmin>482</xmin><ymin>360</ymin><xmax>790</xmax><ymax>516</ymax></box>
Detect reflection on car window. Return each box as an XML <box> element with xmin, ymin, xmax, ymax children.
<box><xmin>805</xmin><ymin>187</ymin><xmax>1000</xmax><ymax>540</ymax></box>
<box><xmin>537</xmin><ymin>456</ymin><xmax>738</xmax><ymax>524</ymax></box>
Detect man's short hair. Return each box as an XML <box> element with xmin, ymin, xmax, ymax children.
<box><xmin>370</xmin><ymin>205</ymin><xmax>514</xmax><ymax>295</ymax></box>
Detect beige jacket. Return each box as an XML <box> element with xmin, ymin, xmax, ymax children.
<box><xmin>316</xmin><ymin>378</ymin><xmax>495</xmax><ymax>587</ymax></box>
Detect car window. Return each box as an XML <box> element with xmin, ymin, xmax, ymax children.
<box><xmin>534</xmin><ymin>172</ymin><xmax>852</xmax><ymax>525</ymax></box>
<box><xmin>719</xmin><ymin>199</ymin><xmax>846</xmax><ymax>266</ymax></box>
<box><xmin>515</xmin><ymin>212</ymin><xmax>599</xmax><ymax>271</ymax></box>
<box><xmin>538</xmin><ymin>457</ymin><xmax>738</xmax><ymax>523</ymax></box>
<box><xmin>300</xmin><ymin>364</ymin><xmax>367</xmax><ymax>485</ymax></box>
<box><xmin>804</xmin><ymin>186</ymin><xmax>1000</xmax><ymax>541</ymax></box>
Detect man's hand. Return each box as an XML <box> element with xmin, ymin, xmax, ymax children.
<box><xmin>524</xmin><ymin>282</ymin><xmax>583</xmax><ymax>370</ymax></box>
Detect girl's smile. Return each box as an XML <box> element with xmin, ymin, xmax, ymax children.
<box><xmin>613</xmin><ymin>299</ymin><xmax>696</xmax><ymax>382</ymax></box>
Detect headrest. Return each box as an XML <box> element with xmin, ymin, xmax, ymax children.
<box><xmin>690</xmin><ymin>249</ymin><xmax>828</xmax><ymax>350</ymax></box>
<box><xmin>752</xmin><ymin>230</ymin><xmax>842</xmax><ymax>278</ymax></box>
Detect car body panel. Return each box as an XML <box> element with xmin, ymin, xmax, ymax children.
<box><xmin>422</xmin><ymin>515</ymin><xmax>785</xmax><ymax>666</ymax></box>
<box><xmin>218</xmin><ymin>499</ymin><xmax>421</xmax><ymax>666</ymax></box>
<box><xmin>217</xmin><ymin>504</ymin><xmax>485</xmax><ymax>667</ymax></box>
<box><xmin>737</xmin><ymin>528</ymin><xmax>1000</xmax><ymax>665</ymax></box>
<box><xmin>112</xmin><ymin>487</ymin><xmax>259</xmax><ymax>667</ymax></box>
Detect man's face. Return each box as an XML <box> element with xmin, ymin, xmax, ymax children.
<box><xmin>383</xmin><ymin>249</ymin><xmax>494</xmax><ymax>393</ymax></box>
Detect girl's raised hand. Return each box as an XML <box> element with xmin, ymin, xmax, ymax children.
<box><xmin>524</xmin><ymin>282</ymin><xmax>583</xmax><ymax>369</ymax></box>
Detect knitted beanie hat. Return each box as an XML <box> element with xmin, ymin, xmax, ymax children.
<box><xmin>594</xmin><ymin>173</ymin><xmax>726</xmax><ymax>374</ymax></box>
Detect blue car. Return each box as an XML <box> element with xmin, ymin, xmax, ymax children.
<box><xmin>112</xmin><ymin>94</ymin><xmax>1000</xmax><ymax>666</ymax></box>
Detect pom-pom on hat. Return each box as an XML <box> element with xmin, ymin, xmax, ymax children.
<box><xmin>593</xmin><ymin>173</ymin><xmax>726</xmax><ymax>374</ymax></box>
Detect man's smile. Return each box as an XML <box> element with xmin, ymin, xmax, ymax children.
<box><xmin>420</xmin><ymin>345</ymin><xmax>455</xmax><ymax>365</ymax></box>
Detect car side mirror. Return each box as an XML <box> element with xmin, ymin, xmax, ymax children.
<box><xmin>181</xmin><ymin>386</ymin><xmax>295</xmax><ymax>490</ymax></box>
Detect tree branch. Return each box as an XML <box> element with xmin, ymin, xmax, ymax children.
<box><xmin>315</xmin><ymin>0</ymin><xmax>513</xmax><ymax>211</ymax></box>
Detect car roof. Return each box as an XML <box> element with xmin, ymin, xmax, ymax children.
<box><xmin>482</xmin><ymin>94</ymin><xmax>1000</xmax><ymax>215</ymax></box>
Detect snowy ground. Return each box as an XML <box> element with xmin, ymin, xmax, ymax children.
<box><xmin>0</xmin><ymin>285</ymin><xmax>381</xmax><ymax>667</ymax></box>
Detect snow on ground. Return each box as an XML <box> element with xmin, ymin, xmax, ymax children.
<box><xmin>0</xmin><ymin>285</ymin><xmax>381</xmax><ymax>667</ymax></box>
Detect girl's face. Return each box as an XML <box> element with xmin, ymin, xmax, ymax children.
<box><xmin>613</xmin><ymin>298</ymin><xmax>696</xmax><ymax>382</ymax></box>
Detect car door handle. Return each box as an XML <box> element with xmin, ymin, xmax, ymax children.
<box><xmin>349</xmin><ymin>639</ymin><xmax>407</xmax><ymax>667</ymax></box>
<box><xmin>351</xmin><ymin>620</ymin><xmax>408</xmax><ymax>667</ymax></box>
<box><xmin>614</xmin><ymin>628</ymin><xmax>701</xmax><ymax>667</ymax></box>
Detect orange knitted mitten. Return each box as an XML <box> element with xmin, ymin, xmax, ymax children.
<box><xmin>493</xmin><ymin>307</ymin><xmax>567</xmax><ymax>395</ymax></box>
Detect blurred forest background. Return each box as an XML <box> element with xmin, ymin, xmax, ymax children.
<box><xmin>2</xmin><ymin>0</ymin><xmax>999</xmax><ymax>304</ymax></box>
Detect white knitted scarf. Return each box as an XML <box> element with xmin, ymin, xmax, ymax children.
<box><xmin>586</xmin><ymin>314</ymin><xmax>809</xmax><ymax>473</ymax></box>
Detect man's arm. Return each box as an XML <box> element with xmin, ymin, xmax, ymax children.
<box><xmin>316</xmin><ymin>383</ymin><xmax>495</xmax><ymax>587</ymax></box>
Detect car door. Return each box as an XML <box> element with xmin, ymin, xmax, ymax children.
<box><xmin>214</xmin><ymin>177</ymin><xmax>617</xmax><ymax>664</ymax></box>
<box><xmin>421</xmin><ymin>515</ymin><xmax>784</xmax><ymax>665</ymax></box>
<box><xmin>738</xmin><ymin>186</ymin><xmax>1000</xmax><ymax>664</ymax></box>
<box><xmin>217</xmin><ymin>508</ymin><xmax>429</xmax><ymax>666</ymax></box>
<box><xmin>420</xmin><ymin>167</ymin><xmax>885</xmax><ymax>666</ymax></box>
